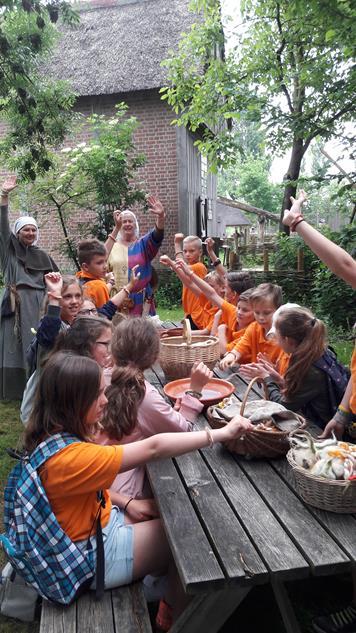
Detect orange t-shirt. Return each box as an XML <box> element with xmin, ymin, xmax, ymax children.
<box><xmin>182</xmin><ymin>262</ymin><xmax>207</xmax><ymax>328</ymax></box>
<box><xmin>220</xmin><ymin>300</ymin><xmax>237</xmax><ymax>342</ymax></box>
<box><xmin>76</xmin><ymin>271</ymin><xmax>110</xmax><ymax>308</ymax></box>
<box><xmin>350</xmin><ymin>346</ymin><xmax>356</xmax><ymax>414</ymax></box>
<box><xmin>226</xmin><ymin>327</ymin><xmax>247</xmax><ymax>352</ymax></box>
<box><xmin>199</xmin><ymin>294</ymin><xmax>218</xmax><ymax>330</ymax></box>
<box><xmin>233</xmin><ymin>321</ymin><xmax>290</xmax><ymax>373</ymax></box>
<box><xmin>40</xmin><ymin>442</ymin><xmax>123</xmax><ymax>542</ymax></box>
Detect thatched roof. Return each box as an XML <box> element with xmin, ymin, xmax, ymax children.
<box><xmin>46</xmin><ymin>0</ymin><xmax>196</xmax><ymax>96</ymax></box>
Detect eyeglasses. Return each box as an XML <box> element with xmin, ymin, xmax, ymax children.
<box><xmin>79</xmin><ymin>309</ymin><xmax>98</xmax><ymax>316</ymax></box>
<box><xmin>95</xmin><ymin>340</ymin><xmax>111</xmax><ymax>349</ymax></box>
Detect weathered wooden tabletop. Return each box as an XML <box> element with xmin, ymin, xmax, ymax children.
<box><xmin>146</xmin><ymin>327</ymin><xmax>356</xmax><ymax>633</ymax></box>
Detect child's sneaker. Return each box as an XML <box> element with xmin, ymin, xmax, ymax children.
<box><xmin>312</xmin><ymin>604</ymin><xmax>356</xmax><ymax>633</ymax></box>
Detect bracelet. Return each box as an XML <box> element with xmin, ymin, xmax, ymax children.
<box><xmin>226</xmin><ymin>349</ymin><xmax>238</xmax><ymax>360</ymax></box>
<box><xmin>205</xmin><ymin>426</ymin><xmax>214</xmax><ymax>448</ymax></box>
<box><xmin>185</xmin><ymin>389</ymin><xmax>202</xmax><ymax>400</ymax></box>
<box><xmin>338</xmin><ymin>404</ymin><xmax>351</xmax><ymax>415</ymax></box>
<box><xmin>47</xmin><ymin>292</ymin><xmax>62</xmax><ymax>300</ymax></box>
<box><xmin>124</xmin><ymin>497</ymin><xmax>134</xmax><ymax>512</ymax></box>
<box><xmin>122</xmin><ymin>286</ymin><xmax>130</xmax><ymax>296</ymax></box>
<box><xmin>212</xmin><ymin>258</ymin><xmax>221</xmax><ymax>268</ymax></box>
<box><xmin>108</xmin><ymin>233</ymin><xmax>117</xmax><ymax>241</ymax></box>
<box><xmin>107</xmin><ymin>279</ymin><xmax>115</xmax><ymax>286</ymax></box>
<box><xmin>290</xmin><ymin>214</ymin><xmax>304</xmax><ymax>232</ymax></box>
<box><xmin>175</xmin><ymin>250</ymin><xmax>184</xmax><ymax>257</ymax></box>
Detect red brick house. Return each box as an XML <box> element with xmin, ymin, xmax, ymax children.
<box><xmin>43</xmin><ymin>0</ymin><xmax>218</xmax><ymax>267</ymax></box>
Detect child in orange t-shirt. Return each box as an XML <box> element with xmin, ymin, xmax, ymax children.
<box><xmin>174</xmin><ymin>233</ymin><xmax>207</xmax><ymax>329</ymax></box>
<box><xmin>76</xmin><ymin>239</ymin><xmax>113</xmax><ymax>308</ymax></box>
<box><xmin>220</xmin><ymin>283</ymin><xmax>289</xmax><ymax>374</ymax></box>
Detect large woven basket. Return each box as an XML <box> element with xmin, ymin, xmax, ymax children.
<box><xmin>159</xmin><ymin>320</ymin><xmax>219</xmax><ymax>381</ymax></box>
<box><xmin>207</xmin><ymin>377</ymin><xmax>305</xmax><ymax>459</ymax></box>
<box><xmin>287</xmin><ymin>450</ymin><xmax>356</xmax><ymax>513</ymax></box>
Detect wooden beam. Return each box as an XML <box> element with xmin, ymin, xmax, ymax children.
<box><xmin>218</xmin><ymin>196</ymin><xmax>280</xmax><ymax>223</ymax></box>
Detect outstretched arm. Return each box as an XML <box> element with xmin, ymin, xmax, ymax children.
<box><xmin>283</xmin><ymin>190</ymin><xmax>356</xmax><ymax>288</ymax></box>
<box><xmin>160</xmin><ymin>255</ymin><xmax>201</xmax><ymax>297</ymax></box>
<box><xmin>175</xmin><ymin>259</ymin><xmax>224</xmax><ymax>309</ymax></box>
<box><xmin>120</xmin><ymin>415</ymin><xmax>254</xmax><ymax>472</ymax></box>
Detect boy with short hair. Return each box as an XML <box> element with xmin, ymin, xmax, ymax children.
<box><xmin>220</xmin><ymin>282</ymin><xmax>289</xmax><ymax>373</ymax></box>
<box><xmin>76</xmin><ymin>239</ymin><xmax>112</xmax><ymax>308</ymax></box>
<box><xmin>174</xmin><ymin>233</ymin><xmax>207</xmax><ymax>329</ymax></box>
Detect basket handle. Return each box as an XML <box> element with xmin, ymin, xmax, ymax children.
<box><xmin>240</xmin><ymin>377</ymin><xmax>269</xmax><ymax>416</ymax></box>
<box><xmin>182</xmin><ymin>319</ymin><xmax>192</xmax><ymax>345</ymax></box>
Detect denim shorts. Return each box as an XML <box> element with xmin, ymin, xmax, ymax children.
<box><xmin>87</xmin><ymin>506</ymin><xmax>134</xmax><ymax>589</ymax></box>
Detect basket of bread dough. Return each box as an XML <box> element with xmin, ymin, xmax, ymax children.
<box><xmin>207</xmin><ymin>377</ymin><xmax>305</xmax><ymax>459</ymax></box>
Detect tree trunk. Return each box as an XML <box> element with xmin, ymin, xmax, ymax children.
<box><xmin>280</xmin><ymin>138</ymin><xmax>305</xmax><ymax>233</ymax></box>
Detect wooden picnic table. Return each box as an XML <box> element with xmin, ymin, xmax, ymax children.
<box><xmin>145</xmin><ymin>325</ymin><xmax>356</xmax><ymax>633</ymax></box>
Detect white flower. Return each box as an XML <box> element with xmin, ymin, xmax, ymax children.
<box><xmin>61</xmin><ymin>147</ymin><xmax>72</xmax><ymax>153</ymax></box>
<box><xmin>82</xmin><ymin>146</ymin><xmax>92</xmax><ymax>153</ymax></box>
<box><xmin>70</xmin><ymin>157</ymin><xmax>79</xmax><ymax>163</ymax></box>
<box><xmin>77</xmin><ymin>142</ymin><xmax>87</xmax><ymax>148</ymax></box>
<box><xmin>59</xmin><ymin>172</ymin><xmax>67</xmax><ymax>178</ymax></box>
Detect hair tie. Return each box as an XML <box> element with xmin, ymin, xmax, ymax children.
<box><xmin>310</xmin><ymin>318</ymin><xmax>316</xmax><ymax>327</ymax></box>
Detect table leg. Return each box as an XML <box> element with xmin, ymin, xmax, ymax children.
<box><xmin>271</xmin><ymin>577</ymin><xmax>302</xmax><ymax>633</ymax></box>
<box><xmin>170</xmin><ymin>586</ymin><xmax>251</xmax><ymax>633</ymax></box>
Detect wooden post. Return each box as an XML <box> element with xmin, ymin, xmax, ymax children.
<box><xmin>297</xmin><ymin>248</ymin><xmax>304</xmax><ymax>273</ymax></box>
<box><xmin>263</xmin><ymin>248</ymin><xmax>269</xmax><ymax>272</ymax></box>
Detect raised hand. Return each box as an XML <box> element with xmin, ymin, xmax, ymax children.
<box><xmin>205</xmin><ymin>237</ymin><xmax>215</xmax><ymax>253</ymax></box>
<box><xmin>160</xmin><ymin>254</ymin><xmax>175</xmax><ymax>269</ymax></box>
<box><xmin>283</xmin><ymin>190</ymin><xmax>308</xmax><ymax>227</ymax></box>
<box><xmin>113</xmin><ymin>210</ymin><xmax>123</xmax><ymax>231</ymax></box>
<box><xmin>44</xmin><ymin>272</ymin><xmax>63</xmax><ymax>296</ymax></box>
<box><xmin>128</xmin><ymin>265</ymin><xmax>141</xmax><ymax>291</ymax></box>
<box><xmin>1</xmin><ymin>175</ymin><xmax>17</xmax><ymax>196</ymax></box>
<box><xmin>125</xmin><ymin>498</ymin><xmax>159</xmax><ymax>522</ymax></box>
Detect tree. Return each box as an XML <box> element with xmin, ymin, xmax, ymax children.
<box><xmin>0</xmin><ymin>0</ymin><xmax>78</xmax><ymax>181</ymax></box>
<box><xmin>161</xmin><ymin>0</ymin><xmax>356</xmax><ymax>229</ymax></box>
<box><xmin>23</xmin><ymin>104</ymin><xmax>146</xmax><ymax>267</ymax></box>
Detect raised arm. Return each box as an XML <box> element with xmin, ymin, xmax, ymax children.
<box><xmin>0</xmin><ymin>175</ymin><xmax>17</xmax><ymax>255</ymax></box>
<box><xmin>175</xmin><ymin>258</ymin><xmax>224</xmax><ymax>309</ymax></box>
<box><xmin>206</xmin><ymin>238</ymin><xmax>226</xmax><ymax>278</ymax></box>
<box><xmin>283</xmin><ymin>190</ymin><xmax>356</xmax><ymax>289</ymax></box>
<box><xmin>109</xmin><ymin>265</ymin><xmax>141</xmax><ymax>308</ymax></box>
<box><xmin>105</xmin><ymin>210</ymin><xmax>121</xmax><ymax>256</ymax></box>
<box><xmin>160</xmin><ymin>255</ymin><xmax>201</xmax><ymax>297</ymax></box>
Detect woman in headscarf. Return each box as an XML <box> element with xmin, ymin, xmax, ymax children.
<box><xmin>0</xmin><ymin>175</ymin><xmax>58</xmax><ymax>399</ymax></box>
<box><xmin>105</xmin><ymin>195</ymin><xmax>165</xmax><ymax>317</ymax></box>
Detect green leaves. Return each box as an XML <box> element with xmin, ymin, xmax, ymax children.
<box><xmin>0</xmin><ymin>0</ymin><xmax>79</xmax><ymax>181</ymax></box>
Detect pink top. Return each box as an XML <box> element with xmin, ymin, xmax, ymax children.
<box><xmin>96</xmin><ymin>380</ymin><xmax>203</xmax><ymax>498</ymax></box>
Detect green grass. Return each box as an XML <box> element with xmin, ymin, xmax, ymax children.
<box><xmin>157</xmin><ymin>306</ymin><xmax>184</xmax><ymax>324</ymax></box>
<box><xmin>0</xmin><ymin>401</ymin><xmax>39</xmax><ymax>632</ymax></box>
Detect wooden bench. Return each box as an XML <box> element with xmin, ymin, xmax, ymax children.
<box><xmin>39</xmin><ymin>582</ymin><xmax>152</xmax><ymax>633</ymax></box>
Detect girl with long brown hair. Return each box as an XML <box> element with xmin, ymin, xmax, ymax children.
<box><xmin>240</xmin><ymin>306</ymin><xmax>347</xmax><ymax>429</ymax></box>
<box><xmin>97</xmin><ymin>317</ymin><xmax>213</xmax><ymax>516</ymax></box>
<box><xmin>23</xmin><ymin>351</ymin><xmax>252</xmax><ymax>625</ymax></box>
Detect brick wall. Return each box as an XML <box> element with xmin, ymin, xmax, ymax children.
<box><xmin>3</xmin><ymin>88</ymin><xmax>179</xmax><ymax>271</ymax></box>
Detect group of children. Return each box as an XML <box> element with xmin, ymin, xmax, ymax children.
<box><xmin>161</xmin><ymin>232</ymin><xmax>350</xmax><ymax>433</ymax></box>
<box><xmin>4</xmin><ymin>190</ymin><xmax>355</xmax><ymax>631</ymax></box>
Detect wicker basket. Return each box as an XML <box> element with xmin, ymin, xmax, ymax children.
<box><xmin>287</xmin><ymin>450</ymin><xmax>356</xmax><ymax>513</ymax></box>
<box><xmin>207</xmin><ymin>377</ymin><xmax>305</xmax><ymax>459</ymax></box>
<box><xmin>159</xmin><ymin>320</ymin><xmax>219</xmax><ymax>381</ymax></box>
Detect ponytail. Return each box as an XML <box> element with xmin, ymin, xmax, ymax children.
<box><xmin>276</xmin><ymin>307</ymin><xmax>327</xmax><ymax>398</ymax></box>
<box><xmin>102</xmin><ymin>364</ymin><xmax>146</xmax><ymax>440</ymax></box>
